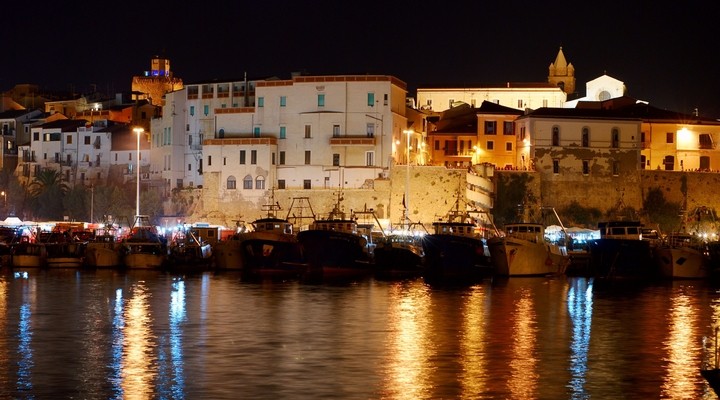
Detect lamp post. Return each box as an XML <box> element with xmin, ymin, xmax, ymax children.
<box><xmin>402</xmin><ymin>129</ymin><xmax>413</xmax><ymax>225</ymax></box>
<box><xmin>133</xmin><ymin>127</ymin><xmax>144</xmax><ymax>217</ymax></box>
<box><xmin>1</xmin><ymin>191</ymin><xmax>6</xmax><ymax>209</ymax></box>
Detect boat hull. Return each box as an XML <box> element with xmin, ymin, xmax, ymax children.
<box><xmin>297</xmin><ymin>230</ymin><xmax>371</xmax><ymax>280</ymax></box>
<box><xmin>587</xmin><ymin>238</ymin><xmax>654</xmax><ymax>279</ymax></box>
<box><xmin>84</xmin><ymin>244</ymin><xmax>122</xmax><ymax>268</ymax></box>
<box><xmin>236</xmin><ymin>232</ymin><xmax>306</xmax><ymax>279</ymax></box>
<box><xmin>124</xmin><ymin>253</ymin><xmax>165</xmax><ymax>269</ymax></box>
<box><xmin>422</xmin><ymin>234</ymin><xmax>492</xmax><ymax>283</ymax></box>
<box><xmin>373</xmin><ymin>239</ymin><xmax>424</xmax><ymax>280</ymax></box>
<box><xmin>488</xmin><ymin>237</ymin><xmax>568</xmax><ymax>276</ymax></box>
<box><xmin>655</xmin><ymin>246</ymin><xmax>709</xmax><ymax>279</ymax></box>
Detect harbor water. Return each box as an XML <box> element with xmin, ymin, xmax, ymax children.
<box><xmin>0</xmin><ymin>268</ymin><xmax>719</xmax><ymax>399</ymax></box>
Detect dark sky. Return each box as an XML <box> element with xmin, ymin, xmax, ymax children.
<box><xmin>3</xmin><ymin>1</ymin><xmax>719</xmax><ymax>116</ymax></box>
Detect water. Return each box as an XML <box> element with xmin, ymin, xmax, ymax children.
<box><xmin>0</xmin><ymin>268</ymin><xmax>718</xmax><ymax>399</ymax></box>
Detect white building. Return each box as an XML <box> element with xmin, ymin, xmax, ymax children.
<box><xmin>564</xmin><ymin>74</ymin><xmax>629</xmax><ymax>108</ymax></box>
<box><xmin>198</xmin><ymin>74</ymin><xmax>407</xmax><ymax>208</ymax></box>
<box><xmin>417</xmin><ymin>83</ymin><xmax>567</xmax><ymax>113</ymax></box>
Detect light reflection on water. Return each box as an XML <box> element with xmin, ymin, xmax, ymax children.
<box><xmin>0</xmin><ymin>270</ymin><xmax>719</xmax><ymax>399</ymax></box>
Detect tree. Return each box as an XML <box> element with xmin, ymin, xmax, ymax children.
<box><xmin>492</xmin><ymin>173</ymin><xmax>535</xmax><ymax>227</ymax></box>
<box><xmin>28</xmin><ymin>169</ymin><xmax>69</xmax><ymax>220</ymax></box>
<box><xmin>643</xmin><ymin>187</ymin><xmax>681</xmax><ymax>233</ymax></box>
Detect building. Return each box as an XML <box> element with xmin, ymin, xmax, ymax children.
<box><xmin>415</xmin><ymin>48</ymin><xmax>571</xmax><ymax>113</ymax></box>
<box><xmin>0</xmin><ymin>108</ymin><xmax>44</xmax><ymax>171</ymax></box>
<box><xmin>131</xmin><ymin>56</ymin><xmax>184</xmax><ymax>107</ymax></box>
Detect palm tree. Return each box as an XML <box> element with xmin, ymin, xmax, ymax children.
<box><xmin>28</xmin><ymin>169</ymin><xmax>69</xmax><ymax>220</ymax></box>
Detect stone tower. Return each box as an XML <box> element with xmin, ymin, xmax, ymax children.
<box><xmin>131</xmin><ymin>56</ymin><xmax>184</xmax><ymax>106</ymax></box>
<box><xmin>548</xmin><ymin>47</ymin><xmax>575</xmax><ymax>95</ymax></box>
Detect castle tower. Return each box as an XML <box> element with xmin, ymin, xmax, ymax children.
<box><xmin>548</xmin><ymin>47</ymin><xmax>575</xmax><ymax>95</ymax></box>
<box><xmin>131</xmin><ymin>56</ymin><xmax>184</xmax><ymax>106</ymax></box>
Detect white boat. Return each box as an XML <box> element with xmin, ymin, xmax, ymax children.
<box><xmin>121</xmin><ymin>215</ymin><xmax>167</xmax><ymax>269</ymax></box>
<box><xmin>655</xmin><ymin>232</ymin><xmax>710</xmax><ymax>279</ymax></box>
<box><xmin>488</xmin><ymin>205</ymin><xmax>569</xmax><ymax>277</ymax></box>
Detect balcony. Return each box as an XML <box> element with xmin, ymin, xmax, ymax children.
<box><xmin>204</xmin><ymin>137</ymin><xmax>278</xmax><ymax>146</ymax></box>
<box><xmin>330</xmin><ymin>135</ymin><xmax>376</xmax><ymax>146</ymax></box>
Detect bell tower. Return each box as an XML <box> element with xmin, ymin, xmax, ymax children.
<box><xmin>548</xmin><ymin>47</ymin><xmax>575</xmax><ymax>95</ymax></box>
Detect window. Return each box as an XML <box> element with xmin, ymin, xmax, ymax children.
<box><xmin>255</xmin><ymin>176</ymin><xmax>265</xmax><ymax>189</ymax></box>
<box><xmin>333</xmin><ymin>153</ymin><xmax>340</xmax><ymax>166</ymax></box>
<box><xmin>486</xmin><ymin>141</ymin><xmax>494</xmax><ymax>150</ymax></box>
<box><xmin>553</xmin><ymin>159</ymin><xmax>559</xmax><ymax>174</ymax></box>
<box><xmin>258</xmin><ymin>97</ymin><xmax>264</xmax><ymax>107</ymax></box>
<box><xmin>305</xmin><ymin>150</ymin><xmax>311</xmax><ymax>165</ymax></box>
<box><xmin>317</xmin><ymin>94</ymin><xmax>325</xmax><ymax>107</ymax></box>
<box><xmin>223</xmin><ymin>157</ymin><xmax>226</xmax><ymax>165</ymax></box>
<box><xmin>582</xmin><ymin>160</ymin><xmax>589</xmax><ymax>175</ymax></box>
<box><xmin>517</xmin><ymin>100</ymin><xmax>524</xmax><ymax>108</ymax></box>
<box><xmin>552</xmin><ymin>126</ymin><xmax>560</xmax><ymax>146</ymax></box>
<box><xmin>279</xmin><ymin>96</ymin><xmax>286</xmax><ymax>107</ymax></box>
<box><xmin>279</xmin><ymin>126</ymin><xmax>286</xmax><ymax>139</ymax></box>
<box><xmin>84</xmin><ymin>136</ymin><xmax>90</xmax><ymax>145</ymax></box>
<box><xmin>367</xmin><ymin>93</ymin><xmax>375</xmax><ymax>106</ymax></box>
<box><xmin>227</xmin><ymin>176</ymin><xmax>236</xmax><ymax>190</ymax></box>
<box><xmin>188</xmin><ymin>163</ymin><xmax>192</xmax><ymax>171</ymax></box>
<box><xmin>67</xmin><ymin>135</ymin><xmax>72</xmax><ymax>144</ymax></box>
<box><xmin>33</xmin><ymin>132</ymin><xmax>39</xmax><ymax>141</ymax></box>
<box><xmin>612</xmin><ymin>128</ymin><xmax>620</xmax><ymax>148</ymax></box>
<box><xmin>333</xmin><ymin>125</ymin><xmax>340</xmax><ymax>137</ymax></box>
<box><xmin>240</xmin><ymin>150</ymin><xmax>246</xmax><ymax>164</ymax></box>
<box><xmin>279</xmin><ymin>151</ymin><xmax>285</xmax><ymax>165</ymax></box>
<box><xmin>303</xmin><ymin>179</ymin><xmax>312</xmax><ymax>189</ymax></box>
<box><xmin>366</xmin><ymin>151</ymin><xmax>374</xmax><ymax>166</ymax></box>
<box><xmin>542</xmin><ymin>99</ymin><xmax>548</xmax><ymax>107</ymax></box>
<box><xmin>272</xmin><ymin>152</ymin><xmax>275</xmax><ymax>165</ymax></box>
<box><xmin>207</xmin><ymin>155</ymin><xmax>212</xmax><ymax>166</ymax></box>
<box><xmin>506</xmin><ymin>142</ymin><xmax>512</xmax><ymax>151</ymax></box>
<box><xmin>665</xmin><ymin>132</ymin><xmax>674</xmax><ymax>143</ymax></box>
<box><xmin>582</xmin><ymin>127</ymin><xmax>589</xmax><ymax>147</ymax></box>
<box><xmin>304</xmin><ymin>125</ymin><xmax>311</xmax><ymax>138</ymax></box>
<box><xmin>203</xmin><ymin>105</ymin><xmax>209</xmax><ymax>116</ymax></box>
<box><xmin>243</xmin><ymin>175</ymin><xmax>253</xmax><ymax>189</ymax></box>
<box><xmin>253</xmin><ymin>127</ymin><xmax>260</xmax><ymax>137</ymax></box>
<box><xmin>251</xmin><ymin>150</ymin><xmax>257</xmax><ymax>164</ymax></box>
<box><xmin>278</xmin><ymin>179</ymin><xmax>286</xmax><ymax>189</ymax></box>
<box><xmin>700</xmin><ymin>133</ymin><xmax>714</xmax><ymax>149</ymax></box>
<box><xmin>485</xmin><ymin>121</ymin><xmax>497</xmax><ymax>135</ymax></box>
<box><xmin>434</xmin><ymin>140</ymin><xmax>439</xmax><ymax>150</ymax></box>
<box><xmin>190</xmin><ymin>106</ymin><xmax>194</xmax><ymax>116</ymax></box>
<box><xmin>366</xmin><ymin>123</ymin><xmax>375</xmax><ymax>137</ymax></box>
<box><xmin>384</xmin><ymin>94</ymin><xmax>388</xmax><ymax>106</ymax></box>
<box><xmin>503</xmin><ymin>121</ymin><xmax>513</xmax><ymax>135</ymax></box>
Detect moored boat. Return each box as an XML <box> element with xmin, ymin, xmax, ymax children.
<box><xmin>587</xmin><ymin>219</ymin><xmax>654</xmax><ymax>280</ymax></box>
<box><xmin>655</xmin><ymin>232</ymin><xmax>710</xmax><ymax>279</ymax></box>
<box><xmin>224</xmin><ymin>192</ymin><xmax>306</xmax><ymax>279</ymax></box>
<box><xmin>422</xmin><ymin>192</ymin><xmax>495</xmax><ymax>284</ymax></box>
<box><xmin>84</xmin><ymin>222</ymin><xmax>123</xmax><ymax>269</ymax></box>
<box><xmin>373</xmin><ymin>218</ymin><xmax>426</xmax><ymax>280</ymax></box>
<box><xmin>168</xmin><ymin>223</ymin><xmax>216</xmax><ymax>270</ymax></box>
<box><xmin>488</xmin><ymin>205</ymin><xmax>569</xmax><ymax>277</ymax></box>
<box><xmin>296</xmin><ymin>192</ymin><xmax>374</xmax><ymax>281</ymax></box>
<box><xmin>121</xmin><ymin>215</ymin><xmax>167</xmax><ymax>269</ymax></box>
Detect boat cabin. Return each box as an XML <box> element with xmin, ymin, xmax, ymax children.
<box><xmin>597</xmin><ymin>221</ymin><xmax>643</xmax><ymax>240</ymax></box>
<box><xmin>505</xmin><ymin>223</ymin><xmax>544</xmax><ymax>244</ymax></box>
<box><xmin>252</xmin><ymin>218</ymin><xmax>293</xmax><ymax>235</ymax></box>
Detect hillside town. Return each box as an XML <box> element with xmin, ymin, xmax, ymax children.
<box><xmin>1</xmin><ymin>48</ymin><xmax>718</xmax><ymax>234</ymax></box>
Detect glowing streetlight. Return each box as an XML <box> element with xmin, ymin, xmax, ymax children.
<box><xmin>133</xmin><ymin>127</ymin><xmax>144</xmax><ymax>217</ymax></box>
<box><xmin>402</xmin><ymin>129</ymin><xmax>414</xmax><ymax>222</ymax></box>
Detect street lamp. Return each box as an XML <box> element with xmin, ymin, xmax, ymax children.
<box><xmin>402</xmin><ymin>129</ymin><xmax>414</xmax><ymax>224</ymax></box>
<box><xmin>1</xmin><ymin>191</ymin><xmax>6</xmax><ymax>208</ymax></box>
<box><xmin>133</xmin><ymin>127</ymin><xmax>144</xmax><ymax>217</ymax></box>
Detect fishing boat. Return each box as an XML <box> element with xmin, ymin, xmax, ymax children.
<box><xmin>587</xmin><ymin>219</ymin><xmax>654</xmax><ymax>280</ymax></box>
<box><xmin>373</xmin><ymin>211</ymin><xmax>426</xmax><ymax>280</ymax></box>
<box><xmin>656</xmin><ymin>206</ymin><xmax>716</xmax><ymax>279</ymax></box>
<box><xmin>11</xmin><ymin>230</ymin><xmax>46</xmax><ymax>268</ymax></box>
<box><xmin>220</xmin><ymin>191</ymin><xmax>306</xmax><ymax>279</ymax></box>
<box><xmin>422</xmin><ymin>191</ymin><xmax>496</xmax><ymax>284</ymax></box>
<box><xmin>296</xmin><ymin>191</ymin><xmax>375</xmax><ymax>281</ymax></box>
<box><xmin>168</xmin><ymin>223</ymin><xmax>216</xmax><ymax>270</ymax></box>
<box><xmin>84</xmin><ymin>221</ymin><xmax>123</xmax><ymax>269</ymax></box>
<box><xmin>488</xmin><ymin>204</ymin><xmax>569</xmax><ymax>277</ymax></box>
<box><xmin>121</xmin><ymin>215</ymin><xmax>167</xmax><ymax>269</ymax></box>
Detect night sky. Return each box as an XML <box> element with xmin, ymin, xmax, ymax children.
<box><xmin>3</xmin><ymin>1</ymin><xmax>719</xmax><ymax>116</ymax></box>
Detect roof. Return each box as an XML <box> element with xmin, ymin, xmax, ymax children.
<box><xmin>0</xmin><ymin>109</ymin><xmax>37</xmax><ymax>119</ymax></box>
<box><xmin>417</xmin><ymin>81</ymin><xmax>559</xmax><ymax>90</ymax></box>
<box><xmin>38</xmin><ymin>119</ymin><xmax>89</xmax><ymax>131</ymax></box>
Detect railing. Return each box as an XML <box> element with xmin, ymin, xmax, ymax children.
<box><xmin>329</xmin><ymin>135</ymin><xmax>375</xmax><ymax>146</ymax></box>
